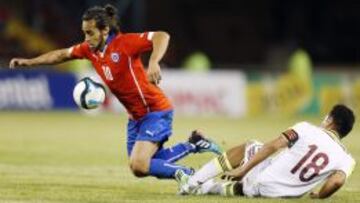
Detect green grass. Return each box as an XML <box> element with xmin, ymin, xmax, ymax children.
<box><xmin>0</xmin><ymin>112</ymin><xmax>359</xmax><ymax>203</ymax></box>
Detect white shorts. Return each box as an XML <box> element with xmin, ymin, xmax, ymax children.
<box><xmin>241</xmin><ymin>140</ymin><xmax>272</xmax><ymax>197</ymax></box>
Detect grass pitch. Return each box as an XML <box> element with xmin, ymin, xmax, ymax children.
<box><xmin>0</xmin><ymin>111</ymin><xmax>359</xmax><ymax>203</ymax></box>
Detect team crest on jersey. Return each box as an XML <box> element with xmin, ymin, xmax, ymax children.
<box><xmin>111</xmin><ymin>53</ymin><xmax>120</xmax><ymax>63</ymax></box>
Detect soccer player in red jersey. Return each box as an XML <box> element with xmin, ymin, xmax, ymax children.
<box><xmin>9</xmin><ymin>4</ymin><xmax>222</xmax><ymax>179</ymax></box>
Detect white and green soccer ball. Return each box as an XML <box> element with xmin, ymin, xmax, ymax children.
<box><xmin>73</xmin><ymin>77</ymin><xmax>106</xmax><ymax>110</ymax></box>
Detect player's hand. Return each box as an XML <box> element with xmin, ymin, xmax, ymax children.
<box><xmin>9</xmin><ymin>58</ymin><xmax>31</xmax><ymax>69</ymax></box>
<box><xmin>147</xmin><ymin>62</ymin><xmax>162</xmax><ymax>85</ymax></box>
<box><xmin>221</xmin><ymin>174</ymin><xmax>237</xmax><ymax>181</ymax></box>
<box><xmin>221</xmin><ymin>170</ymin><xmax>244</xmax><ymax>181</ymax></box>
<box><xmin>309</xmin><ymin>191</ymin><xmax>319</xmax><ymax>199</ymax></box>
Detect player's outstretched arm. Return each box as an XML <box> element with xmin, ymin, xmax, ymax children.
<box><xmin>310</xmin><ymin>171</ymin><xmax>346</xmax><ymax>199</ymax></box>
<box><xmin>228</xmin><ymin>135</ymin><xmax>289</xmax><ymax>180</ymax></box>
<box><xmin>147</xmin><ymin>31</ymin><xmax>170</xmax><ymax>84</ymax></box>
<box><xmin>9</xmin><ymin>48</ymin><xmax>73</xmax><ymax>69</ymax></box>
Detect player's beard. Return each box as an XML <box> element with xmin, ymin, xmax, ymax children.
<box><xmin>95</xmin><ymin>34</ymin><xmax>106</xmax><ymax>52</ymax></box>
<box><xmin>89</xmin><ymin>35</ymin><xmax>105</xmax><ymax>52</ymax></box>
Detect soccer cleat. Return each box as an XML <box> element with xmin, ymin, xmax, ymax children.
<box><xmin>174</xmin><ymin>169</ymin><xmax>193</xmax><ymax>195</ymax></box>
<box><xmin>188</xmin><ymin>130</ymin><xmax>223</xmax><ymax>155</ymax></box>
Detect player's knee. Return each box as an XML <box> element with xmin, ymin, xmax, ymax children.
<box><xmin>129</xmin><ymin>157</ymin><xmax>149</xmax><ymax>177</ymax></box>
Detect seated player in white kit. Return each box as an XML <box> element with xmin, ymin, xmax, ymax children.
<box><xmin>175</xmin><ymin>104</ymin><xmax>356</xmax><ymax>199</ymax></box>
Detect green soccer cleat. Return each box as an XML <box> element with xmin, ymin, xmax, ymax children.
<box><xmin>188</xmin><ymin>130</ymin><xmax>223</xmax><ymax>155</ymax></box>
<box><xmin>174</xmin><ymin>169</ymin><xmax>193</xmax><ymax>195</ymax></box>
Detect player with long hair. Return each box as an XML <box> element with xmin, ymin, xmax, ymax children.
<box><xmin>10</xmin><ymin>4</ymin><xmax>222</xmax><ymax>179</ymax></box>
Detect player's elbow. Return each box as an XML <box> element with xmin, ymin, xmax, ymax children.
<box><xmin>318</xmin><ymin>174</ymin><xmax>345</xmax><ymax>199</ymax></box>
<box><xmin>330</xmin><ymin>171</ymin><xmax>346</xmax><ymax>189</ymax></box>
<box><xmin>319</xmin><ymin>183</ymin><xmax>344</xmax><ymax>199</ymax></box>
<box><xmin>331</xmin><ymin>179</ymin><xmax>345</xmax><ymax>189</ymax></box>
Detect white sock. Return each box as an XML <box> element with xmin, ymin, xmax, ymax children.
<box><xmin>188</xmin><ymin>153</ymin><xmax>233</xmax><ymax>187</ymax></box>
<box><xmin>198</xmin><ymin>179</ymin><xmax>222</xmax><ymax>195</ymax></box>
<box><xmin>198</xmin><ymin>179</ymin><xmax>238</xmax><ymax>196</ymax></box>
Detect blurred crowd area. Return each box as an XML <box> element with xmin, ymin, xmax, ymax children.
<box><xmin>0</xmin><ymin>0</ymin><xmax>360</xmax><ymax>70</ymax></box>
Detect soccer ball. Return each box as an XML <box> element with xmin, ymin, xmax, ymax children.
<box><xmin>73</xmin><ymin>77</ymin><xmax>106</xmax><ymax>110</ymax></box>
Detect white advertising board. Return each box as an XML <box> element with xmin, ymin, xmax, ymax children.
<box><xmin>78</xmin><ymin>70</ymin><xmax>247</xmax><ymax>117</ymax></box>
<box><xmin>160</xmin><ymin>70</ymin><xmax>247</xmax><ymax>117</ymax></box>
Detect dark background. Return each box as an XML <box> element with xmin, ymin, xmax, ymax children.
<box><xmin>1</xmin><ymin>0</ymin><xmax>360</xmax><ymax>69</ymax></box>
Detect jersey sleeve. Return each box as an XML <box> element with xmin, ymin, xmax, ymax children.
<box><xmin>337</xmin><ymin>155</ymin><xmax>356</xmax><ymax>178</ymax></box>
<box><xmin>69</xmin><ymin>42</ymin><xmax>89</xmax><ymax>59</ymax></box>
<box><xmin>123</xmin><ymin>32</ymin><xmax>154</xmax><ymax>55</ymax></box>
<box><xmin>282</xmin><ymin>129</ymin><xmax>299</xmax><ymax>148</ymax></box>
<box><xmin>282</xmin><ymin>122</ymin><xmax>308</xmax><ymax>148</ymax></box>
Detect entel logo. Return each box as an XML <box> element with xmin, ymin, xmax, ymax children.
<box><xmin>0</xmin><ymin>75</ymin><xmax>53</xmax><ymax>109</ymax></box>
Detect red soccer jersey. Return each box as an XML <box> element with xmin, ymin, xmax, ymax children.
<box><xmin>70</xmin><ymin>32</ymin><xmax>172</xmax><ymax>120</ymax></box>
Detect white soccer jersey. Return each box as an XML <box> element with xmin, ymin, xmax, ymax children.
<box><xmin>243</xmin><ymin>122</ymin><xmax>356</xmax><ymax>198</ymax></box>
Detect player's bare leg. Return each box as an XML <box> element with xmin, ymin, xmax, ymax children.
<box><xmin>129</xmin><ymin>141</ymin><xmax>159</xmax><ymax>177</ymax></box>
<box><xmin>224</xmin><ymin>143</ymin><xmax>246</xmax><ymax>169</ymax></box>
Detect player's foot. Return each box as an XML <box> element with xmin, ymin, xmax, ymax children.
<box><xmin>174</xmin><ymin>169</ymin><xmax>194</xmax><ymax>195</ymax></box>
<box><xmin>197</xmin><ymin>179</ymin><xmax>222</xmax><ymax>195</ymax></box>
<box><xmin>188</xmin><ymin>130</ymin><xmax>223</xmax><ymax>155</ymax></box>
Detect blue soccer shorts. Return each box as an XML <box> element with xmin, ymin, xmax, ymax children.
<box><xmin>126</xmin><ymin>110</ymin><xmax>173</xmax><ymax>156</ymax></box>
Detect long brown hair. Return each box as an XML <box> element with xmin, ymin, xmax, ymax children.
<box><xmin>82</xmin><ymin>4</ymin><xmax>120</xmax><ymax>33</ymax></box>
